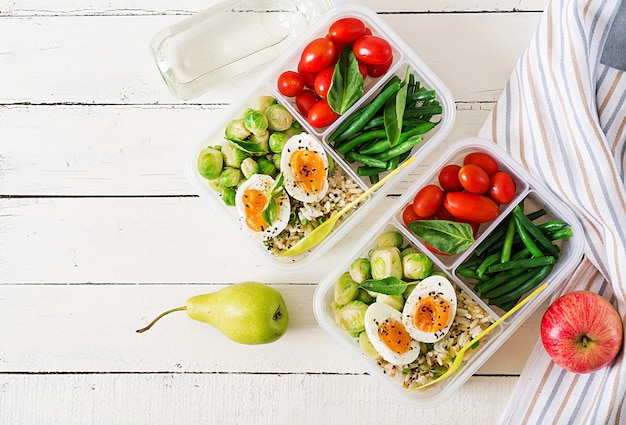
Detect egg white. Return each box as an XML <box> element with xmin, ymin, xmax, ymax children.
<box><xmin>402</xmin><ymin>275</ymin><xmax>457</xmax><ymax>343</ymax></box>
<box><xmin>280</xmin><ymin>133</ymin><xmax>329</xmax><ymax>203</ymax></box>
<box><xmin>365</xmin><ymin>302</ymin><xmax>421</xmax><ymax>366</ymax></box>
<box><xmin>235</xmin><ymin>174</ymin><xmax>290</xmax><ymax>241</ymax></box>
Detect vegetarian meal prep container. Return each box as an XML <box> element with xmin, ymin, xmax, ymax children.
<box><xmin>313</xmin><ymin>137</ymin><xmax>584</xmax><ymax>407</ymax></box>
<box><xmin>171</xmin><ymin>2</ymin><xmax>455</xmax><ymax>270</ymax></box>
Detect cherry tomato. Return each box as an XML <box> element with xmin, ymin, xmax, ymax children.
<box><xmin>300</xmin><ymin>38</ymin><xmax>336</xmax><ymax>73</ymax></box>
<box><xmin>412</xmin><ymin>184</ymin><xmax>444</xmax><ymax>218</ymax></box>
<box><xmin>358</xmin><ymin>61</ymin><xmax>368</xmax><ymax>79</ymax></box>
<box><xmin>328</xmin><ymin>18</ymin><xmax>366</xmax><ymax>44</ymax></box>
<box><xmin>363</xmin><ymin>27</ymin><xmax>372</xmax><ymax>36</ymax></box>
<box><xmin>402</xmin><ymin>203</ymin><xmax>422</xmax><ymax>226</ymax></box>
<box><xmin>434</xmin><ymin>204</ymin><xmax>455</xmax><ymax>221</ymax></box>
<box><xmin>443</xmin><ymin>192</ymin><xmax>499</xmax><ymax>223</ymax></box>
<box><xmin>367</xmin><ymin>57</ymin><xmax>393</xmax><ymax>78</ymax></box>
<box><xmin>295</xmin><ymin>90</ymin><xmax>318</xmax><ymax>117</ymax></box>
<box><xmin>307</xmin><ymin>99</ymin><xmax>339</xmax><ymax>128</ymax></box>
<box><xmin>438</xmin><ymin>164</ymin><xmax>463</xmax><ymax>192</ymax></box>
<box><xmin>458</xmin><ymin>163</ymin><xmax>490</xmax><ymax>194</ymax></box>
<box><xmin>463</xmin><ymin>152</ymin><xmax>499</xmax><ymax>177</ymax></box>
<box><xmin>331</xmin><ymin>41</ymin><xmax>348</xmax><ymax>63</ymax></box>
<box><xmin>352</xmin><ymin>35</ymin><xmax>393</xmax><ymax>65</ymax></box>
<box><xmin>277</xmin><ymin>71</ymin><xmax>304</xmax><ymax>97</ymax></box>
<box><xmin>297</xmin><ymin>61</ymin><xmax>318</xmax><ymax>90</ymax></box>
<box><xmin>314</xmin><ymin>66</ymin><xmax>334</xmax><ymax>98</ymax></box>
<box><xmin>424</xmin><ymin>241</ymin><xmax>451</xmax><ymax>256</ymax></box>
<box><xmin>489</xmin><ymin>171</ymin><xmax>516</xmax><ymax>204</ymax></box>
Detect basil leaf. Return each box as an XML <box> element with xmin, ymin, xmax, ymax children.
<box><xmin>228</xmin><ymin>138</ymin><xmax>268</xmax><ymax>155</ymax></box>
<box><xmin>408</xmin><ymin>220</ymin><xmax>475</xmax><ymax>255</ymax></box>
<box><xmin>262</xmin><ymin>198</ymin><xmax>277</xmax><ymax>226</ymax></box>
<box><xmin>384</xmin><ymin>68</ymin><xmax>409</xmax><ymax>147</ymax></box>
<box><xmin>327</xmin><ymin>47</ymin><xmax>364</xmax><ymax>115</ymax></box>
<box><xmin>359</xmin><ymin>276</ymin><xmax>408</xmax><ymax>295</ymax></box>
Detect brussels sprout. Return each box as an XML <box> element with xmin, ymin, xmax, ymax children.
<box><xmin>197</xmin><ymin>147</ymin><xmax>223</xmax><ymax>180</ymax></box>
<box><xmin>221</xmin><ymin>141</ymin><xmax>248</xmax><ymax>168</ymax></box>
<box><xmin>222</xmin><ymin>186</ymin><xmax>236</xmax><ymax>206</ymax></box>
<box><xmin>359</xmin><ymin>331</ymin><xmax>382</xmax><ymax>360</ymax></box>
<box><xmin>377</xmin><ymin>231</ymin><xmax>404</xmax><ymax>248</ymax></box>
<box><xmin>370</xmin><ymin>246</ymin><xmax>403</xmax><ymax>280</ymax></box>
<box><xmin>266</xmin><ymin>104</ymin><xmax>293</xmax><ymax>131</ymax></box>
<box><xmin>402</xmin><ymin>252</ymin><xmax>434</xmax><ymax>280</ymax></box>
<box><xmin>349</xmin><ymin>257</ymin><xmax>371</xmax><ymax>283</ymax></box>
<box><xmin>248</xmin><ymin>130</ymin><xmax>270</xmax><ymax>154</ymax></box>
<box><xmin>330</xmin><ymin>301</ymin><xmax>343</xmax><ymax>317</ymax></box>
<box><xmin>376</xmin><ymin>293</ymin><xmax>404</xmax><ymax>311</ymax></box>
<box><xmin>257</xmin><ymin>157</ymin><xmax>277</xmax><ymax>176</ymax></box>
<box><xmin>269</xmin><ymin>132</ymin><xmax>289</xmax><ymax>153</ymax></box>
<box><xmin>219</xmin><ymin>167</ymin><xmax>243</xmax><ymax>187</ymax></box>
<box><xmin>334</xmin><ymin>300</ymin><xmax>368</xmax><ymax>332</ymax></box>
<box><xmin>225</xmin><ymin>118</ymin><xmax>251</xmax><ymax>141</ymax></box>
<box><xmin>272</xmin><ymin>153</ymin><xmax>282</xmax><ymax>171</ymax></box>
<box><xmin>207</xmin><ymin>178</ymin><xmax>226</xmax><ymax>194</ymax></box>
<box><xmin>252</xmin><ymin>95</ymin><xmax>277</xmax><ymax>113</ymax></box>
<box><xmin>244</xmin><ymin>110</ymin><xmax>269</xmax><ymax>136</ymax></box>
<box><xmin>401</xmin><ymin>246</ymin><xmax>420</xmax><ymax>258</ymax></box>
<box><xmin>284</xmin><ymin>120</ymin><xmax>303</xmax><ymax>138</ymax></box>
<box><xmin>241</xmin><ymin>157</ymin><xmax>259</xmax><ymax>179</ymax></box>
<box><xmin>403</xmin><ymin>283</ymin><xmax>418</xmax><ymax>299</ymax></box>
<box><xmin>357</xmin><ymin>288</ymin><xmax>374</xmax><ymax>304</ymax></box>
<box><xmin>334</xmin><ymin>272</ymin><xmax>360</xmax><ymax>305</ymax></box>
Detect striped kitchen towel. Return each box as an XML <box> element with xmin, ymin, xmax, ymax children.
<box><xmin>477</xmin><ymin>0</ymin><xmax>626</xmax><ymax>423</ymax></box>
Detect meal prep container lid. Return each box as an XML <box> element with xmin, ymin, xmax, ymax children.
<box><xmin>150</xmin><ymin>0</ymin><xmax>340</xmax><ymax>100</ymax></box>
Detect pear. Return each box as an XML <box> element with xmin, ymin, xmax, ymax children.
<box><xmin>136</xmin><ymin>281</ymin><xmax>289</xmax><ymax>345</ymax></box>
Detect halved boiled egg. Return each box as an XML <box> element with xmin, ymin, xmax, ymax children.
<box><xmin>235</xmin><ymin>174</ymin><xmax>290</xmax><ymax>241</ymax></box>
<box><xmin>402</xmin><ymin>275</ymin><xmax>457</xmax><ymax>343</ymax></box>
<box><xmin>280</xmin><ymin>133</ymin><xmax>329</xmax><ymax>203</ymax></box>
<box><xmin>364</xmin><ymin>302</ymin><xmax>421</xmax><ymax>366</ymax></box>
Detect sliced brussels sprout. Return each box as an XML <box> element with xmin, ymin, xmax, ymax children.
<box><xmin>221</xmin><ymin>141</ymin><xmax>248</xmax><ymax>168</ymax></box>
<box><xmin>349</xmin><ymin>257</ymin><xmax>371</xmax><ymax>283</ymax></box>
<box><xmin>377</xmin><ymin>231</ymin><xmax>404</xmax><ymax>248</ymax></box>
<box><xmin>266</xmin><ymin>104</ymin><xmax>293</xmax><ymax>131</ymax></box>
<box><xmin>370</xmin><ymin>246</ymin><xmax>403</xmax><ymax>280</ymax></box>
<box><xmin>334</xmin><ymin>300</ymin><xmax>368</xmax><ymax>333</ymax></box>
<box><xmin>376</xmin><ymin>293</ymin><xmax>404</xmax><ymax>311</ymax></box>
<box><xmin>402</xmin><ymin>252</ymin><xmax>434</xmax><ymax>280</ymax></box>
<box><xmin>224</xmin><ymin>118</ymin><xmax>250</xmax><ymax>141</ymax></box>
<box><xmin>241</xmin><ymin>157</ymin><xmax>259</xmax><ymax>179</ymax></box>
<box><xmin>252</xmin><ymin>95</ymin><xmax>277</xmax><ymax>113</ymax></box>
<box><xmin>334</xmin><ymin>272</ymin><xmax>360</xmax><ymax>305</ymax></box>
<box><xmin>359</xmin><ymin>331</ymin><xmax>382</xmax><ymax>361</ymax></box>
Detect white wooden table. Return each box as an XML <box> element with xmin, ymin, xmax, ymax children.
<box><xmin>1</xmin><ymin>1</ymin><xmax>551</xmax><ymax>423</ymax></box>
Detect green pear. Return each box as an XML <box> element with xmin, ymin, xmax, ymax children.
<box><xmin>136</xmin><ymin>281</ymin><xmax>289</xmax><ymax>345</ymax></box>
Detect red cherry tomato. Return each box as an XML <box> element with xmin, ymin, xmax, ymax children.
<box><xmin>463</xmin><ymin>152</ymin><xmax>499</xmax><ymax>177</ymax></box>
<box><xmin>328</xmin><ymin>18</ymin><xmax>367</xmax><ymax>44</ymax></box>
<box><xmin>300</xmin><ymin>38</ymin><xmax>336</xmax><ymax>73</ymax></box>
<box><xmin>295</xmin><ymin>90</ymin><xmax>318</xmax><ymax>117</ymax></box>
<box><xmin>277</xmin><ymin>70</ymin><xmax>305</xmax><ymax>97</ymax></box>
<box><xmin>402</xmin><ymin>203</ymin><xmax>422</xmax><ymax>226</ymax></box>
<box><xmin>307</xmin><ymin>99</ymin><xmax>339</xmax><ymax>128</ymax></box>
<box><xmin>438</xmin><ymin>164</ymin><xmax>463</xmax><ymax>192</ymax></box>
<box><xmin>458</xmin><ymin>163</ymin><xmax>490</xmax><ymax>194</ymax></box>
<box><xmin>367</xmin><ymin>57</ymin><xmax>393</xmax><ymax>78</ymax></box>
<box><xmin>424</xmin><ymin>241</ymin><xmax>451</xmax><ymax>256</ymax></box>
<box><xmin>352</xmin><ymin>35</ymin><xmax>393</xmax><ymax>65</ymax></box>
<box><xmin>297</xmin><ymin>61</ymin><xmax>318</xmax><ymax>90</ymax></box>
<box><xmin>412</xmin><ymin>184</ymin><xmax>444</xmax><ymax>218</ymax></box>
<box><xmin>443</xmin><ymin>192</ymin><xmax>499</xmax><ymax>223</ymax></box>
<box><xmin>363</xmin><ymin>27</ymin><xmax>372</xmax><ymax>36</ymax></box>
<box><xmin>314</xmin><ymin>66</ymin><xmax>334</xmax><ymax>98</ymax></box>
<box><xmin>489</xmin><ymin>171</ymin><xmax>517</xmax><ymax>204</ymax></box>
<box><xmin>434</xmin><ymin>204</ymin><xmax>455</xmax><ymax>221</ymax></box>
<box><xmin>358</xmin><ymin>61</ymin><xmax>368</xmax><ymax>79</ymax></box>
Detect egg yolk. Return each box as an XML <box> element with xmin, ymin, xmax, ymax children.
<box><xmin>242</xmin><ymin>188</ymin><xmax>276</xmax><ymax>232</ymax></box>
<box><xmin>289</xmin><ymin>150</ymin><xmax>326</xmax><ymax>196</ymax></box>
<box><xmin>412</xmin><ymin>294</ymin><xmax>452</xmax><ymax>333</ymax></box>
<box><xmin>378</xmin><ymin>318</ymin><xmax>413</xmax><ymax>355</ymax></box>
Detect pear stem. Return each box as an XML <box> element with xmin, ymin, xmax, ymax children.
<box><xmin>136</xmin><ymin>306</ymin><xmax>187</xmax><ymax>333</ymax></box>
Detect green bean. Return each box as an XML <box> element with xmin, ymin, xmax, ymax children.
<box><xmin>476</xmin><ymin>252</ymin><xmax>501</xmax><ymax>278</ymax></box>
<box><xmin>335</xmin><ymin>129</ymin><xmax>386</xmax><ymax>155</ymax></box>
<box><xmin>514</xmin><ymin>213</ymin><xmax>544</xmax><ymax>258</ymax></box>
<box><xmin>548</xmin><ymin>228</ymin><xmax>573</xmax><ymax>241</ymax></box>
<box><xmin>359</xmin><ymin>121</ymin><xmax>436</xmax><ymax>155</ymax></box>
<box><xmin>513</xmin><ymin>206</ymin><xmax>559</xmax><ymax>257</ymax></box>
<box><xmin>487</xmin><ymin>255</ymin><xmax>555</xmax><ymax>274</ymax></box>
<box><xmin>333</xmin><ymin>81</ymin><xmax>402</xmax><ymax>143</ymax></box>
<box><xmin>488</xmin><ymin>264</ymin><xmax>553</xmax><ymax>305</ymax></box>
<box><xmin>359</xmin><ymin>139</ymin><xmax>392</xmax><ymax>155</ymax></box>
<box><xmin>500</xmin><ymin>218</ymin><xmax>516</xmax><ymax>263</ymax></box>
<box><xmin>345</xmin><ymin>151</ymin><xmax>387</xmax><ymax>168</ymax></box>
<box><xmin>481</xmin><ymin>268</ymin><xmax>543</xmax><ymax>299</ymax></box>
<box><xmin>537</xmin><ymin>220</ymin><xmax>569</xmax><ymax>233</ymax></box>
<box><xmin>406</xmin><ymin>89</ymin><xmax>436</xmax><ymax>103</ymax></box>
<box><xmin>372</xmin><ymin>136</ymin><xmax>424</xmax><ymax>162</ymax></box>
<box><xmin>475</xmin><ymin>267</ymin><xmax>529</xmax><ymax>294</ymax></box>
<box><xmin>498</xmin><ymin>298</ymin><xmax>520</xmax><ymax>312</ymax></box>
<box><xmin>404</xmin><ymin>105</ymin><xmax>443</xmax><ymax>118</ymax></box>
<box><xmin>357</xmin><ymin>166</ymin><xmax>387</xmax><ymax>177</ymax></box>
<box><xmin>456</xmin><ymin>267</ymin><xmax>490</xmax><ymax>282</ymax></box>
<box><xmin>369</xmin><ymin>173</ymin><xmax>380</xmax><ymax>184</ymax></box>
<box><xmin>386</xmin><ymin>155</ymin><xmax>400</xmax><ymax>171</ymax></box>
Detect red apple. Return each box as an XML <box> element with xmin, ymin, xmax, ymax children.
<box><xmin>541</xmin><ymin>290</ymin><xmax>623</xmax><ymax>374</ymax></box>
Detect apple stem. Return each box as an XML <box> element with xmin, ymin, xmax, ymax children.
<box><xmin>136</xmin><ymin>306</ymin><xmax>187</xmax><ymax>333</ymax></box>
<box><xmin>582</xmin><ymin>335</ymin><xmax>589</xmax><ymax>348</ymax></box>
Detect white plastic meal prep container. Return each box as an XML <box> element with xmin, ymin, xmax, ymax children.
<box><xmin>313</xmin><ymin>137</ymin><xmax>584</xmax><ymax>407</ymax></box>
<box><xmin>175</xmin><ymin>3</ymin><xmax>455</xmax><ymax>270</ymax></box>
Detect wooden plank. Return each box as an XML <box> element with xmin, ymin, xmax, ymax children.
<box><xmin>0</xmin><ymin>13</ymin><xmax>539</xmax><ymax>104</ymax></box>
<box><xmin>0</xmin><ymin>283</ymin><xmax>542</xmax><ymax>374</ymax></box>
<box><xmin>0</xmin><ymin>373</ymin><xmax>518</xmax><ymax>425</ymax></box>
<box><xmin>0</xmin><ymin>106</ymin><xmax>492</xmax><ymax>195</ymax></box>
<box><xmin>0</xmin><ymin>0</ymin><xmax>548</xmax><ymax>15</ymax></box>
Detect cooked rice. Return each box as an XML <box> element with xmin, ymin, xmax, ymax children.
<box><xmin>377</xmin><ymin>286</ymin><xmax>494</xmax><ymax>390</ymax></box>
<box><xmin>264</xmin><ymin>166</ymin><xmax>364</xmax><ymax>256</ymax></box>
